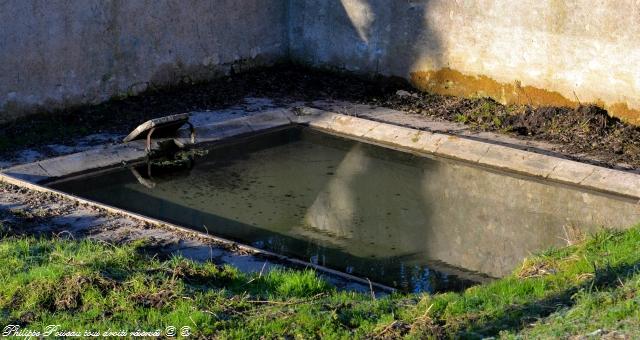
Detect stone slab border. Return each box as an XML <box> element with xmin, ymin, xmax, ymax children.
<box><xmin>299</xmin><ymin>110</ymin><xmax>640</xmax><ymax>200</ymax></box>
<box><xmin>1</xmin><ymin>108</ymin><xmax>294</xmax><ymax>183</ymax></box>
<box><xmin>0</xmin><ymin>108</ymin><xmax>398</xmax><ymax>292</ymax></box>
<box><xmin>1</xmin><ymin>105</ymin><xmax>639</xmax><ymax>292</ymax></box>
<box><xmin>8</xmin><ymin>106</ymin><xmax>638</xmax><ymax>200</ymax></box>
<box><xmin>0</xmin><ymin>172</ymin><xmax>395</xmax><ymax>293</ymax></box>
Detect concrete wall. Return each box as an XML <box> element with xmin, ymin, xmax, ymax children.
<box><xmin>4</xmin><ymin>0</ymin><xmax>640</xmax><ymax>123</ymax></box>
<box><xmin>289</xmin><ymin>0</ymin><xmax>640</xmax><ymax>123</ymax></box>
<box><xmin>0</xmin><ymin>0</ymin><xmax>287</xmax><ymax>121</ymax></box>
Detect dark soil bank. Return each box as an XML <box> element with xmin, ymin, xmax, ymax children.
<box><xmin>383</xmin><ymin>93</ymin><xmax>640</xmax><ymax>169</ymax></box>
<box><xmin>2</xmin><ymin>63</ymin><xmax>640</xmax><ymax>168</ymax></box>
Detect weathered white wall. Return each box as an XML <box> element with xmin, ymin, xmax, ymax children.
<box><xmin>4</xmin><ymin>0</ymin><xmax>640</xmax><ymax>122</ymax></box>
<box><xmin>0</xmin><ymin>0</ymin><xmax>287</xmax><ymax>121</ymax></box>
<box><xmin>289</xmin><ymin>0</ymin><xmax>640</xmax><ymax>122</ymax></box>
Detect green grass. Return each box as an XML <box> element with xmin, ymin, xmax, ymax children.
<box><xmin>453</xmin><ymin>98</ymin><xmax>508</xmax><ymax>130</ymax></box>
<box><xmin>0</xmin><ymin>225</ymin><xmax>639</xmax><ymax>338</ymax></box>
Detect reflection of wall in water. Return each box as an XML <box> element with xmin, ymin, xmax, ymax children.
<box><xmin>301</xmin><ymin>143</ymin><xmax>433</xmax><ymax>258</ymax></box>
<box><xmin>422</xmin><ymin>161</ymin><xmax>640</xmax><ymax>277</ymax></box>
<box><xmin>78</xmin><ymin>133</ymin><xmax>640</xmax><ymax>279</ymax></box>
<box><xmin>301</xmin><ymin>144</ymin><xmax>640</xmax><ymax>277</ymax></box>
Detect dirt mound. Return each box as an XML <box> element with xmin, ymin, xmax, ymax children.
<box><xmin>376</xmin><ymin>90</ymin><xmax>640</xmax><ymax>168</ymax></box>
<box><xmin>506</xmin><ymin>105</ymin><xmax>640</xmax><ymax>165</ymax></box>
<box><xmin>509</xmin><ymin>105</ymin><xmax>619</xmax><ymax>137</ymax></box>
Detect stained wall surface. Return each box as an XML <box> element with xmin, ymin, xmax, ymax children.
<box><xmin>3</xmin><ymin>0</ymin><xmax>640</xmax><ymax>123</ymax></box>
<box><xmin>289</xmin><ymin>0</ymin><xmax>640</xmax><ymax>122</ymax></box>
<box><xmin>0</xmin><ymin>0</ymin><xmax>288</xmax><ymax>121</ymax></box>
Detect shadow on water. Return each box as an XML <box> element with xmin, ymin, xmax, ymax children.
<box><xmin>49</xmin><ymin>128</ymin><xmax>490</xmax><ymax>293</ymax></box>
<box><xmin>85</xmin><ymin>183</ymin><xmax>476</xmax><ymax>293</ymax></box>
<box><xmin>49</xmin><ymin>127</ymin><xmax>640</xmax><ymax>294</ymax></box>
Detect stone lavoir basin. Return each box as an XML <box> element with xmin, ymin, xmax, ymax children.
<box><xmin>47</xmin><ymin>124</ymin><xmax>640</xmax><ymax>293</ymax></box>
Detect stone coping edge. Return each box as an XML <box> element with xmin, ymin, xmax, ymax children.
<box><xmin>4</xmin><ymin>106</ymin><xmax>639</xmax><ymax>199</ymax></box>
<box><xmin>0</xmin><ymin>172</ymin><xmax>396</xmax><ymax>293</ymax></box>
<box><xmin>303</xmin><ymin>110</ymin><xmax>640</xmax><ymax>200</ymax></box>
<box><xmin>2</xmin><ymin>106</ymin><xmax>638</xmax><ymax>292</ymax></box>
<box><xmin>1</xmin><ymin>108</ymin><xmax>294</xmax><ymax>184</ymax></box>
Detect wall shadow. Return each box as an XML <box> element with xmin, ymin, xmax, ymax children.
<box><xmin>290</xmin><ymin>0</ymin><xmax>443</xmax><ymax>78</ymax></box>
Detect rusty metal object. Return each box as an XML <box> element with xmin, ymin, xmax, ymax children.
<box><xmin>123</xmin><ymin>113</ymin><xmax>196</xmax><ymax>153</ymax></box>
<box><xmin>174</xmin><ymin>122</ymin><xmax>196</xmax><ymax>149</ymax></box>
<box><xmin>145</xmin><ymin>127</ymin><xmax>156</xmax><ymax>153</ymax></box>
<box><xmin>129</xmin><ymin>167</ymin><xmax>156</xmax><ymax>189</ymax></box>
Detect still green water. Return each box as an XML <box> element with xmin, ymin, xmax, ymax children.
<box><xmin>51</xmin><ymin>128</ymin><xmax>640</xmax><ymax>292</ymax></box>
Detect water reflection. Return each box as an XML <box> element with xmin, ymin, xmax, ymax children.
<box><xmin>51</xmin><ymin>128</ymin><xmax>640</xmax><ymax>292</ymax></box>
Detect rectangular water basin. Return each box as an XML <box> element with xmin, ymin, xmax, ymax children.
<box><xmin>49</xmin><ymin>127</ymin><xmax>640</xmax><ymax>292</ymax></box>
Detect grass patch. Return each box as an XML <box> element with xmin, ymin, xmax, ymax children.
<box><xmin>0</xmin><ymin>225</ymin><xmax>639</xmax><ymax>338</ymax></box>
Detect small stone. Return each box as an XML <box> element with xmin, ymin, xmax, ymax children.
<box><xmin>395</xmin><ymin>90</ymin><xmax>418</xmax><ymax>98</ymax></box>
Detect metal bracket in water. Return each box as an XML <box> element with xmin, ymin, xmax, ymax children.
<box><xmin>130</xmin><ymin>166</ymin><xmax>156</xmax><ymax>189</ymax></box>
<box><xmin>123</xmin><ymin>113</ymin><xmax>196</xmax><ymax>153</ymax></box>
